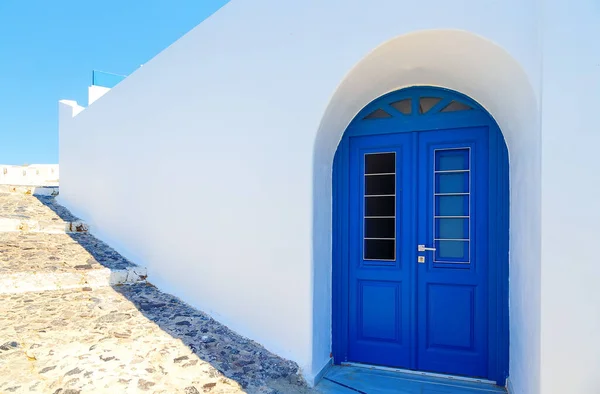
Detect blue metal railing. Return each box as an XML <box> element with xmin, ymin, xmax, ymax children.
<box><xmin>92</xmin><ymin>70</ymin><xmax>127</xmax><ymax>88</ymax></box>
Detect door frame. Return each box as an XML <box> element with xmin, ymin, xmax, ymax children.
<box><xmin>332</xmin><ymin>86</ymin><xmax>509</xmax><ymax>385</ymax></box>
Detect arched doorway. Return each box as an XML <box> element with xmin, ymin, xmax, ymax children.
<box><xmin>332</xmin><ymin>86</ymin><xmax>509</xmax><ymax>384</ymax></box>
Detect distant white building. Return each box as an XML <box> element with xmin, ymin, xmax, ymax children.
<box><xmin>0</xmin><ymin>164</ymin><xmax>59</xmax><ymax>186</ymax></box>
<box><xmin>58</xmin><ymin>1</ymin><xmax>600</xmax><ymax>393</ymax></box>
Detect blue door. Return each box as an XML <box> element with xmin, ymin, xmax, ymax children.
<box><xmin>416</xmin><ymin>127</ymin><xmax>489</xmax><ymax>377</ymax></box>
<box><xmin>347</xmin><ymin>132</ymin><xmax>414</xmax><ymax>367</ymax></box>
<box><xmin>347</xmin><ymin>128</ymin><xmax>488</xmax><ymax>377</ymax></box>
<box><xmin>334</xmin><ymin>87</ymin><xmax>508</xmax><ymax>382</ymax></box>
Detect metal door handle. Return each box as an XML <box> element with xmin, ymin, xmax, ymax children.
<box><xmin>418</xmin><ymin>244</ymin><xmax>436</xmax><ymax>252</ymax></box>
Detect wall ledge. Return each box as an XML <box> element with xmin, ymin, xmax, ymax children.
<box><xmin>58</xmin><ymin>99</ymin><xmax>85</xmax><ymax>119</ymax></box>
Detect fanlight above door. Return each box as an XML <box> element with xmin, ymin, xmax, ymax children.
<box><xmin>363</xmin><ymin>96</ymin><xmax>476</xmax><ymax>120</ymax></box>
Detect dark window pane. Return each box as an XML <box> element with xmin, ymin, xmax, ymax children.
<box><xmin>440</xmin><ymin>101</ymin><xmax>473</xmax><ymax>112</ymax></box>
<box><xmin>366</xmin><ymin>174</ymin><xmax>395</xmax><ymax>195</ymax></box>
<box><xmin>435</xmin><ymin>218</ymin><xmax>469</xmax><ymax>240</ymax></box>
<box><xmin>435</xmin><ymin>149</ymin><xmax>469</xmax><ymax>171</ymax></box>
<box><xmin>364</xmin><ymin>108</ymin><xmax>392</xmax><ymax>119</ymax></box>
<box><xmin>365</xmin><ymin>239</ymin><xmax>395</xmax><ymax>260</ymax></box>
<box><xmin>365</xmin><ymin>218</ymin><xmax>395</xmax><ymax>238</ymax></box>
<box><xmin>390</xmin><ymin>99</ymin><xmax>411</xmax><ymax>115</ymax></box>
<box><xmin>365</xmin><ymin>153</ymin><xmax>395</xmax><ymax>174</ymax></box>
<box><xmin>365</xmin><ymin>196</ymin><xmax>395</xmax><ymax>216</ymax></box>
<box><xmin>363</xmin><ymin>151</ymin><xmax>397</xmax><ymax>261</ymax></box>
<box><xmin>435</xmin><ymin>172</ymin><xmax>469</xmax><ymax>194</ymax></box>
<box><xmin>435</xmin><ymin>195</ymin><xmax>468</xmax><ymax>216</ymax></box>
<box><xmin>419</xmin><ymin>97</ymin><xmax>442</xmax><ymax>114</ymax></box>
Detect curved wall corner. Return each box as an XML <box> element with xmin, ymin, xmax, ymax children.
<box><xmin>312</xmin><ymin>29</ymin><xmax>540</xmax><ymax>392</ymax></box>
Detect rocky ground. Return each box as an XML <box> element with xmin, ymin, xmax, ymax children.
<box><xmin>0</xmin><ymin>191</ymin><xmax>315</xmax><ymax>394</ymax></box>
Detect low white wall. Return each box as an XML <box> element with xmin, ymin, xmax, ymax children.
<box><xmin>0</xmin><ymin>164</ymin><xmax>59</xmax><ymax>186</ymax></box>
<box><xmin>58</xmin><ymin>0</ymin><xmax>553</xmax><ymax>391</ymax></box>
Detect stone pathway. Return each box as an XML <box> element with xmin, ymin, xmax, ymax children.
<box><xmin>0</xmin><ymin>191</ymin><xmax>86</xmax><ymax>233</ymax></box>
<box><xmin>0</xmin><ymin>193</ymin><xmax>75</xmax><ymax>223</ymax></box>
<box><xmin>0</xmin><ymin>189</ymin><xmax>313</xmax><ymax>393</ymax></box>
<box><xmin>0</xmin><ymin>233</ymin><xmax>135</xmax><ymax>274</ymax></box>
<box><xmin>0</xmin><ymin>227</ymin><xmax>146</xmax><ymax>294</ymax></box>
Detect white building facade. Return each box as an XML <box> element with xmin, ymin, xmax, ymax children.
<box><xmin>0</xmin><ymin>164</ymin><xmax>59</xmax><ymax>186</ymax></box>
<box><xmin>58</xmin><ymin>1</ymin><xmax>600</xmax><ymax>393</ymax></box>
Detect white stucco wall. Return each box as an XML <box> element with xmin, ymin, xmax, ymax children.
<box><xmin>540</xmin><ymin>1</ymin><xmax>600</xmax><ymax>393</ymax></box>
<box><xmin>55</xmin><ymin>1</ymin><xmax>576</xmax><ymax>392</ymax></box>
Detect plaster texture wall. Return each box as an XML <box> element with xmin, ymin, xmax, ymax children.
<box><xmin>0</xmin><ymin>164</ymin><xmax>59</xmax><ymax>186</ymax></box>
<box><xmin>539</xmin><ymin>1</ymin><xmax>600</xmax><ymax>393</ymax></box>
<box><xmin>58</xmin><ymin>1</ymin><xmax>558</xmax><ymax>392</ymax></box>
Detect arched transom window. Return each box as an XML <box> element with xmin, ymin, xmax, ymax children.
<box><xmin>363</xmin><ymin>95</ymin><xmax>475</xmax><ymax>120</ymax></box>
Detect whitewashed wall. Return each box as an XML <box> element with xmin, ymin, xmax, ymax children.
<box><xmin>540</xmin><ymin>1</ymin><xmax>600</xmax><ymax>393</ymax></box>
<box><xmin>54</xmin><ymin>0</ymin><xmax>591</xmax><ymax>392</ymax></box>
<box><xmin>0</xmin><ymin>164</ymin><xmax>59</xmax><ymax>186</ymax></box>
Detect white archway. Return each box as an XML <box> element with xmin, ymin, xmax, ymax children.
<box><xmin>311</xmin><ymin>29</ymin><xmax>540</xmax><ymax>392</ymax></box>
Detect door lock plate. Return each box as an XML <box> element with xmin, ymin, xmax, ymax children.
<box><xmin>418</xmin><ymin>256</ymin><xmax>425</xmax><ymax>264</ymax></box>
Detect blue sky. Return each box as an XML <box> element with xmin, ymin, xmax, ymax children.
<box><xmin>0</xmin><ymin>0</ymin><xmax>227</xmax><ymax>164</ymax></box>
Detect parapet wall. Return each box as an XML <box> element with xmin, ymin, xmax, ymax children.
<box><xmin>0</xmin><ymin>164</ymin><xmax>59</xmax><ymax>186</ymax></box>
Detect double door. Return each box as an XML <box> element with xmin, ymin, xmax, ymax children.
<box><xmin>346</xmin><ymin>127</ymin><xmax>489</xmax><ymax>378</ymax></box>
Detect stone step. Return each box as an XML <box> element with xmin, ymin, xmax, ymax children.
<box><xmin>0</xmin><ymin>266</ymin><xmax>147</xmax><ymax>294</ymax></box>
<box><xmin>0</xmin><ymin>184</ymin><xmax>59</xmax><ymax>196</ymax></box>
<box><xmin>0</xmin><ymin>217</ymin><xmax>88</xmax><ymax>234</ymax></box>
<box><xmin>0</xmin><ymin>232</ymin><xmax>147</xmax><ymax>294</ymax></box>
<box><xmin>0</xmin><ymin>189</ymin><xmax>88</xmax><ymax>234</ymax></box>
